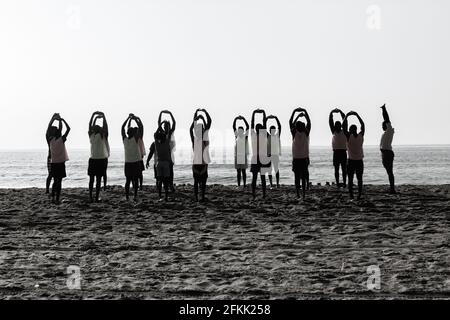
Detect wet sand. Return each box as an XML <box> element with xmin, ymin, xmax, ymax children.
<box><xmin>0</xmin><ymin>184</ymin><xmax>449</xmax><ymax>299</ymax></box>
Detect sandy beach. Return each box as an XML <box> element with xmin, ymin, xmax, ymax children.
<box><xmin>0</xmin><ymin>184</ymin><xmax>448</xmax><ymax>299</ymax></box>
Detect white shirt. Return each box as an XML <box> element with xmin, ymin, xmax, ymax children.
<box><xmin>332</xmin><ymin>131</ymin><xmax>347</xmax><ymax>150</ymax></box>
<box><xmin>50</xmin><ymin>137</ymin><xmax>69</xmax><ymax>163</ymax></box>
<box><xmin>235</xmin><ymin>131</ymin><xmax>249</xmax><ymax>164</ymax></box>
<box><xmin>292</xmin><ymin>131</ymin><xmax>309</xmax><ymax>159</ymax></box>
<box><xmin>89</xmin><ymin>134</ymin><xmax>109</xmax><ymax>159</ymax></box>
<box><xmin>269</xmin><ymin>133</ymin><xmax>281</xmax><ymax>156</ymax></box>
<box><xmin>193</xmin><ymin>128</ymin><xmax>211</xmax><ymax>165</ymax></box>
<box><xmin>380</xmin><ymin>123</ymin><xmax>395</xmax><ymax>151</ymax></box>
<box><xmin>347</xmin><ymin>133</ymin><xmax>364</xmax><ymax>160</ymax></box>
<box><xmin>250</xmin><ymin>130</ymin><xmax>270</xmax><ymax>164</ymax></box>
<box><xmin>123</xmin><ymin>138</ymin><xmax>142</xmax><ymax>163</ymax></box>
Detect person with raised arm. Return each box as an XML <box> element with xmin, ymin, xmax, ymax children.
<box><xmin>45</xmin><ymin>113</ymin><xmax>61</xmax><ymax>194</ymax></box>
<box><xmin>233</xmin><ymin>115</ymin><xmax>249</xmax><ymax>188</ymax></box>
<box><xmin>133</xmin><ymin>116</ymin><xmax>146</xmax><ymax>191</ymax></box>
<box><xmin>145</xmin><ymin>141</ymin><xmax>158</xmax><ymax>187</ymax></box>
<box><xmin>290</xmin><ymin>107</ymin><xmax>311</xmax><ymax>200</ymax></box>
<box><xmin>379</xmin><ymin>104</ymin><xmax>396</xmax><ymax>194</ymax></box>
<box><xmin>122</xmin><ymin>114</ymin><xmax>141</xmax><ymax>201</ymax></box>
<box><xmin>87</xmin><ymin>111</ymin><xmax>109</xmax><ymax>202</ymax></box>
<box><xmin>190</xmin><ymin>108</ymin><xmax>212</xmax><ymax>202</ymax></box>
<box><xmin>250</xmin><ymin>109</ymin><xmax>270</xmax><ymax>200</ymax></box>
<box><xmin>266</xmin><ymin>115</ymin><xmax>282</xmax><ymax>188</ymax></box>
<box><xmin>158</xmin><ymin>110</ymin><xmax>176</xmax><ymax>192</ymax></box>
<box><xmin>153</xmin><ymin>125</ymin><xmax>172</xmax><ymax>201</ymax></box>
<box><xmin>343</xmin><ymin>111</ymin><xmax>365</xmax><ymax>200</ymax></box>
<box><xmin>329</xmin><ymin>108</ymin><xmax>347</xmax><ymax>188</ymax></box>
<box><xmin>46</xmin><ymin>113</ymin><xmax>70</xmax><ymax>205</ymax></box>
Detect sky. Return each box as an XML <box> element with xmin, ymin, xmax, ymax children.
<box><xmin>0</xmin><ymin>0</ymin><xmax>449</xmax><ymax>150</ymax></box>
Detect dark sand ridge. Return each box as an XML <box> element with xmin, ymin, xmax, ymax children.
<box><xmin>0</xmin><ymin>185</ymin><xmax>449</xmax><ymax>299</ymax></box>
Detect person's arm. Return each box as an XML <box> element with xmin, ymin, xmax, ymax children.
<box><xmin>203</xmin><ymin>109</ymin><xmax>212</xmax><ymax>130</ymax></box>
<box><xmin>146</xmin><ymin>142</ymin><xmax>155</xmax><ymax>168</ymax></box>
<box><xmin>158</xmin><ymin>111</ymin><xmax>163</xmax><ymax>127</ymax></box>
<box><xmin>189</xmin><ymin>120</ymin><xmax>195</xmax><ymax>149</ymax></box>
<box><xmin>127</xmin><ymin>113</ymin><xmax>134</xmax><ymax>130</ymax></box>
<box><xmin>46</xmin><ymin>113</ymin><xmax>59</xmax><ymax>141</ymax></box>
<box><xmin>251</xmin><ymin>110</ymin><xmax>257</xmax><ymax>130</ymax></box>
<box><xmin>261</xmin><ymin>109</ymin><xmax>267</xmax><ymax>127</ymax></box>
<box><xmin>61</xmin><ymin>118</ymin><xmax>71</xmax><ymax>141</ymax></box>
<box><xmin>242</xmin><ymin>117</ymin><xmax>249</xmax><ymax>133</ymax></box>
<box><xmin>343</xmin><ymin>114</ymin><xmax>350</xmax><ymax>138</ymax></box>
<box><xmin>168</xmin><ymin>111</ymin><xmax>176</xmax><ymax>134</ymax></box>
<box><xmin>121</xmin><ymin>117</ymin><xmax>130</xmax><ymax>140</ymax></box>
<box><xmin>233</xmin><ymin>117</ymin><xmax>238</xmax><ymax>134</ymax></box>
<box><xmin>329</xmin><ymin>111</ymin><xmax>335</xmax><ymax>133</ymax></box>
<box><xmin>88</xmin><ymin>112</ymin><xmax>97</xmax><ymax>135</ymax></box>
<box><xmin>274</xmin><ymin>116</ymin><xmax>281</xmax><ymax>136</ymax></box>
<box><xmin>381</xmin><ymin>104</ymin><xmax>390</xmax><ymax>124</ymax></box>
<box><xmin>135</xmin><ymin>117</ymin><xmax>144</xmax><ymax>138</ymax></box>
<box><xmin>303</xmin><ymin>110</ymin><xmax>311</xmax><ymax>136</ymax></box>
<box><xmin>356</xmin><ymin>113</ymin><xmax>365</xmax><ymax>136</ymax></box>
<box><xmin>102</xmin><ymin>114</ymin><xmax>109</xmax><ymax>138</ymax></box>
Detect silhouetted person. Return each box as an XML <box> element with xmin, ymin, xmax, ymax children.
<box><xmin>250</xmin><ymin>109</ymin><xmax>271</xmax><ymax>199</ymax></box>
<box><xmin>45</xmin><ymin>148</ymin><xmax>52</xmax><ymax>194</ymax></box>
<box><xmin>343</xmin><ymin>111</ymin><xmax>365</xmax><ymax>200</ymax></box>
<box><xmin>122</xmin><ymin>114</ymin><xmax>142</xmax><ymax>201</ymax></box>
<box><xmin>128</xmin><ymin>115</ymin><xmax>146</xmax><ymax>190</ymax></box>
<box><xmin>329</xmin><ymin>108</ymin><xmax>347</xmax><ymax>187</ymax></box>
<box><xmin>46</xmin><ymin>113</ymin><xmax>70</xmax><ymax>205</ymax></box>
<box><xmin>233</xmin><ymin>115</ymin><xmax>249</xmax><ymax>188</ymax></box>
<box><xmin>290</xmin><ymin>107</ymin><xmax>311</xmax><ymax>200</ymax></box>
<box><xmin>154</xmin><ymin>126</ymin><xmax>171</xmax><ymax>201</ymax></box>
<box><xmin>190</xmin><ymin>108</ymin><xmax>211</xmax><ymax>202</ymax></box>
<box><xmin>266</xmin><ymin>115</ymin><xmax>281</xmax><ymax>188</ymax></box>
<box><xmin>158</xmin><ymin>110</ymin><xmax>176</xmax><ymax>192</ymax></box>
<box><xmin>87</xmin><ymin>111</ymin><xmax>109</xmax><ymax>202</ymax></box>
<box><xmin>103</xmin><ymin>131</ymin><xmax>110</xmax><ymax>191</ymax></box>
<box><xmin>380</xmin><ymin>104</ymin><xmax>396</xmax><ymax>194</ymax></box>
<box><xmin>145</xmin><ymin>142</ymin><xmax>158</xmax><ymax>187</ymax></box>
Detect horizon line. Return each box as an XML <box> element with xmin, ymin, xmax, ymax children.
<box><xmin>1</xmin><ymin>144</ymin><xmax>449</xmax><ymax>152</ymax></box>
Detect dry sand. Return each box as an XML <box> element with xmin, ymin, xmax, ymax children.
<box><xmin>0</xmin><ymin>184</ymin><xmax>449</xmax><ymax>299</ymax></box>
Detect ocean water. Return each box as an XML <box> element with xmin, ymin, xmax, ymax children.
<box><xmin>0</xmin><ymin>146</ymin><xmax>449</xmax><ymax>188</ymax></box>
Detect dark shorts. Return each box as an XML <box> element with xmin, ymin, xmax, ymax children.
<box><xmin>193</xmin><ymin>164</ymin><xmax>208</xmax><ymax>180</ymax></box>
<box><xmin>139</xmin><ymin>160</ymin><xmax>145</xmax><ymax>172</ymax></box>
<box><xmin>124</xmin><ymin>161</ymin><xmax>141</xmax><ymax>179</ymax></box>
<box><xmin>88</xmin><ymin>158</ymin><xmax>108</xmax><ymax>177</ymax></box>
<box><xmin>381</xmin><ymin>149</ymin><xmax>395</xmax><ymax>168</ymax></box>
<box><xmin>347</xmin><ymin>159</ymin><xmax>364</xmax><ymax>176</ymax></box>
<box><xmin>333</xmin><ymin>149</ymin><xmax>347</xmax><ymax>167</ymax></box>
<box><xmin>292</xmin><ymin>158</ymin><xmax>310</xmax><ymax>177</ymax></box>
<box><xmin>50</xmin><ymin>162</ymin><xmax>66</xmax><ymax>179</ymax></box>
<box><xmin>250</xmin><ymin>160</ymin><xmax>271</xmax><ymax>174</ymax></box>
<box><xmin>156</xmin><ymin>160</ymin><xmax>171</xmax><ymax>178</ymax></box>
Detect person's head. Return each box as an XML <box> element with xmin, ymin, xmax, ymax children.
<box><xmin>237</xmin><ymin>126</ymin><xmax>245</xmax><ymax>136</ymax></box>
<box><xmin>255</xmin><ymin>123</ymin><xmax>263</xmax><ymax>133</ymax></box>
<box><xmin>334</xmin><ymin>121</ymin><xmax>342</xmax><ymax>132</ymax></box>
<box><xmin>382</xmin><ymin>121</ymin><xmax>388</xmax><ymax>131</ymax></box>
<box><xmin>295</xmin><ymin>121</ymin><xmax>305</xmax><ymax>133</ymax></box>
<box><xmin>49</xmin><ymin>126</ymin><xmax>59</xmax><ymax>138</ymax></box>
<box><xmin>349</xmin><ymin>124</ymin><xmax>358</xmax><ymax>135</ymax></box>
<box><xmin>270</xmin><ymin>125</ymin><xmax>277</xmax><ymax>135</ymax></box>
<box><xmin>162</xmin><ymin>120</ymin><xmax>171</xmax><ymax>133</ymax></box>
<box><xmin>154</xmin><ymin>127</ymin><xmax>166</xmax><ymax>142</ymax></box>
<box><xmin>127</xmin><ymin>127</ymin><xmax>136</xmax><ymax>139</ymax></box>
<box><xmin>93</xmin><ymin>125</ymin><xmax>102</xmax><ymax>135</ymax></box>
